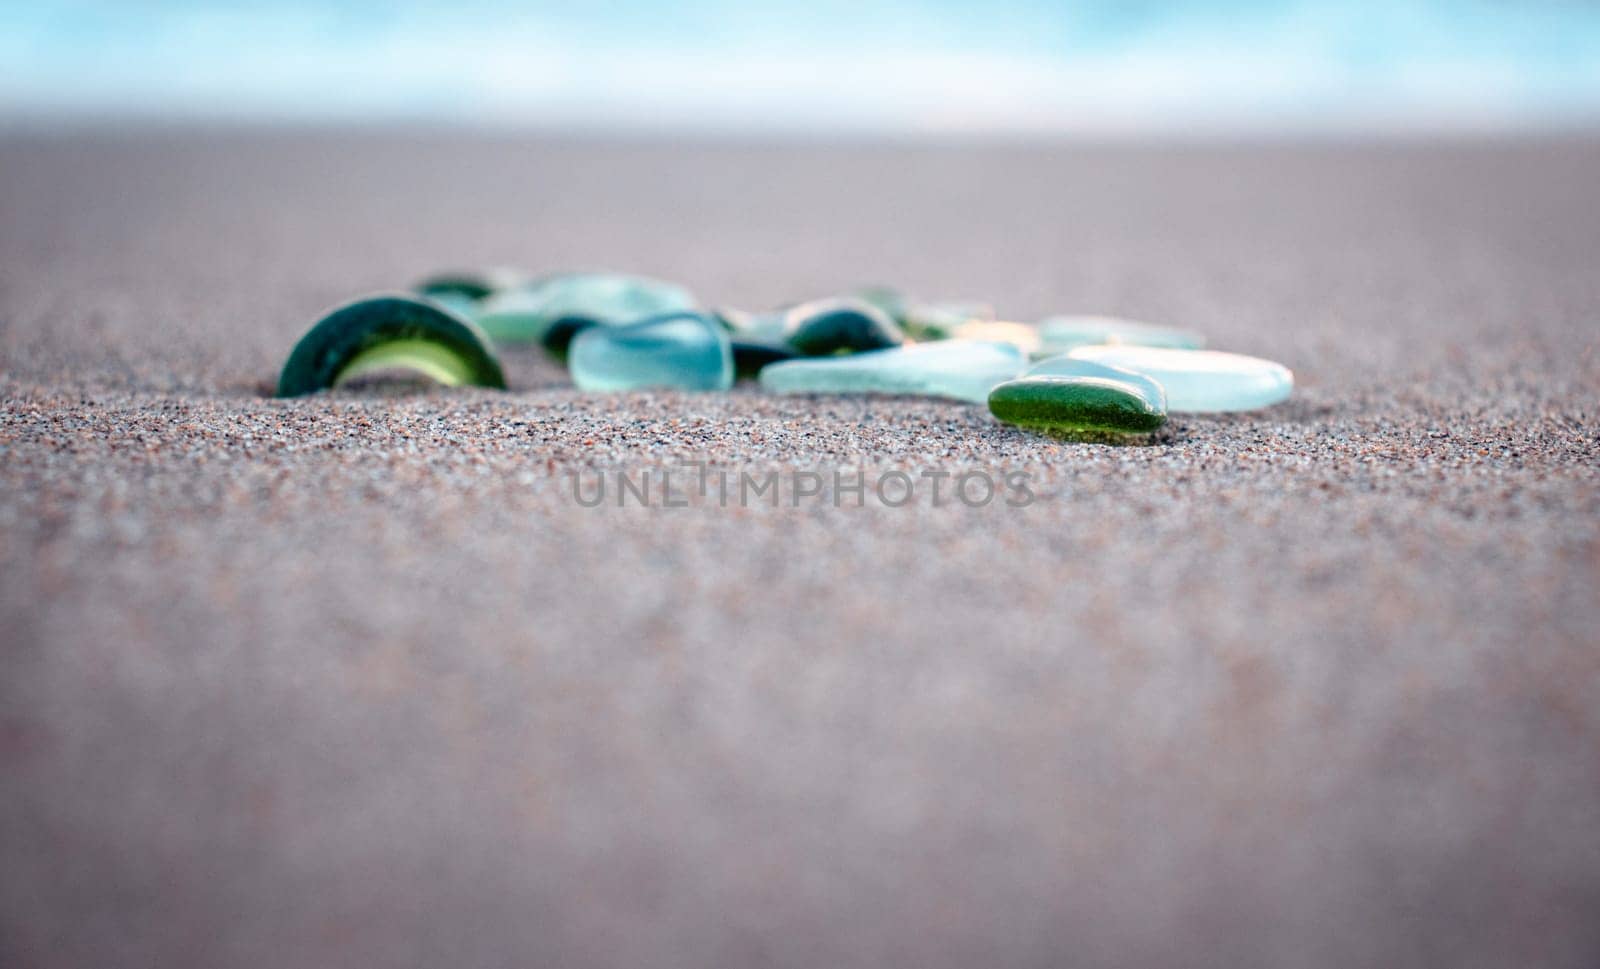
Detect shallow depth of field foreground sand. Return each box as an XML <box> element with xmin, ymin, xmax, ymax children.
<box><xmin>2</xmin><ymin>131</ymin><xmax>1599</xmax><ymax>968</ymax></box>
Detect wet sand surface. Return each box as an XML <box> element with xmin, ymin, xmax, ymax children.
<box><xmin>2</xmin><ymin>131</ymin><xmax>1598</xmax><ymax>968</ymax></box>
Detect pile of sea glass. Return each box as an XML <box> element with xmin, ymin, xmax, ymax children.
<box><xmin>276</xmin><ymin>270</ymin><xmax>1293</xmax><ymax>441</ymax></box>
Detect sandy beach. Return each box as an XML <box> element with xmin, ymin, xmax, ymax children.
<box><xmin>2</xmin><ymin>130</ymin><xmax>1598</xmax><ymax>968</ymax></box>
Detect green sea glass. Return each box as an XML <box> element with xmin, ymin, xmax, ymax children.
<box><xmin>988</xmin><ymin>375</ymin><xmax>1167</xmax><ymax>439</ymax></box>
<box><xmin>276</xmin><ymin>294</ymin><xmax>506</xmax><ymax>397</ymax></box>
<box><xmin>1025</xmin><ymin>355</ymin><xmax>1167</xmax><ymax>411</ymax></box>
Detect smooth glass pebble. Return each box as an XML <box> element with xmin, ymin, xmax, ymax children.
<box><xmin>1025</xmin><ymin>355</ymin><xmax>1167</xmax><ymax>411</ymax></box>
<box><xmin>1037</xmin><ymin>315</ymin><xmax>1205</xmax><ymax>352</ymax></box>
<box><xmin>988</xmin><ymin>375</ymin><xmax>1167</xmax><ymax>437</ymax></box>
<box><xmin>1067</xmin><ymin>345</ymin><xmax>1292</xmax><ymax>413</ymax></box>
<box><xmin>477</xmin><ymin>273</ymin><xmax>696</xmax><ymax>351</ymax></box>
<box><xmin>276</xmin><ymin>294</ymin><xmax>505</xmax><ymax>397</ymax></box>
<box><xmin>783</xmin><ymin>297</ymin><xmax>905</xmax><ymax>355</ymax></box>
<box><xmin>760</xmin><ymin>340</ymin><xmax>1024</xmax><ymax>403</ymax></box>
<box><xmin>569</xmin><ymin>312</ymin><xmax>733</xmax><ymax>392</ymax></box>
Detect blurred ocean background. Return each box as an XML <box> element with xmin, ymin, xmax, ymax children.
<box><xmin>4</xmin><ymin>0</ymin><xmax>1600</xmax><ymax>134</ymax></box>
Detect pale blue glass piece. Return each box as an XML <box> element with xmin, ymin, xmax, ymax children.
<box><xmin>477</xmin><ymin>273</ymin><xmax>697</xmax><ymax>347</ymax></box>
<box><xmin>1026</xmin><ymin>354</ymin><xmax>1167</xmax><ymax>411</ymax></box>
<box><xmin>1037</xmin><ymin>315</ymin><xmax>1205</xmax><ymax>353</ymax></box>
<box><xmin>569</xmin><ymin>312</ymin><xmax>733</xmax><ymax>392</ymax></box>
<box><xmin>1067</xmin><ymin>345</ymin><xmax>1292</xmax><ymax>413</ymax></box>
<box><xmin>759</xmin><ymin>340</ymin><xmax>1025</xmax><ymax>403</ymax></box>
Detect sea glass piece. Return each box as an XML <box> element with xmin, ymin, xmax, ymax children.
<box><xmin>1037</xmin><ymin>315</ymin><xmax>1205</xmax><ymax>352</ymax></box>
<box><xmin>477</xmin><ymin>273</ymin><xmax>696</xmax><ymax>352</ymax></box>
<box><xmin>759</xmin><ymin>340</ymin><xmax>1024</xmax><ymax>403</ymax></box>
<box><xmin>783</xmin><ymin>298</ymin><xmax>904</xmax><ymax>355</ymax></box>
<box><xmin>1025</xmin><ymin>355</ymin><xmax>1167</xmax><ymax>411</ymax></box>
<box><xmin>569</xmin><ymin>312</ymin><xmax>733</xmax><ymax>392</ymax></box>
<box><xmin>413</xmin><ymin>268</ymin><xmax>525</xmax><ymax>315</ymax></box>
<box><xmin>988</xmin><ymin>376</ymin><xmax>1167</xmax><ymax>438</ymax></box>
<box><xmin>1066</xmin><ymin>345</ymin><xmax>1292</xmax><ymax>413</ymax></box>
<box><xmin>276</xmin><ymin>294</ymin><xmax>505</xmax><ymax>397</ymax></box>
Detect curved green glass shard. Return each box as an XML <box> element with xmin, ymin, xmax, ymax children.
<box><xmin>1037</xmin><ymin>315</ymin><xmax>1205</xmax><ymax>353</ymax></box>
<box><xmin>783</xmin><ymin>298</ymin><xmax>905</xmax><ymax>355</ymax></box>
<box><xmin>1067</xmin><ymin>345</ymin><xmax>1292</xmax><ymax>413</ymax></box>
<box><xmin>276</xmin><ymin>294</ymin><xmax>506</xmax><ymax>397</ymax></box>
<box><xmin>988</xmin><ymin>376</ymin><xmax>1167</xmax><ymax>438</ymax></box>
<box><xmin>569</xmin><ymin>312</ymin><xmax>733</xmax><ymax>392</ymax></box>
<box><xmin>759</xmin><ymin>340</ymin><xmax>1023</xmax><ymax>403</ymax></box>
<box><xmin>476</xmin><ymin>273</ymin><xmax>697</xmax><ymax>353</ymax></box>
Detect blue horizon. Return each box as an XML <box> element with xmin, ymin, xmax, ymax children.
<box><xmin>5</xmin><ymin>1</ymin><xmax>1600</xmax><ymax>134</ymax></box>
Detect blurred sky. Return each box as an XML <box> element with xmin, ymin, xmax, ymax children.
<box><xmin>4</xmin><ymin>0</ymin><xmax>1600</xmax><ymax>134</ymax></box>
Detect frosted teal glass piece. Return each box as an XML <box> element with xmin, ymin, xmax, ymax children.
<box><xmin>569</xmin><ymin>312</ymin><xmax>733</xmax><ymax>392</ymax></box>
<box><xmin>759</xmin><ymin>340</ymin><xmax>1024</xmax><ymax>403</ymax></box>
<box><xmin>477</xmin><ymin>273</ymin><xmax>697</xmax><ymax>351</ymax></box>
<box><xmin>1038</xmin><ymin>315</ymin><xmax>1205</xmax><ymax>352</ymax></box>
<box><xmin>1025</xmin><ymin>355</ymin><xmax>1167</xmax><ymax>411</ymax></box>
<box><xmin>1067</xmin><ymin>345</ymin><xmax>1292</xmax><ymax>413</ymax></box>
